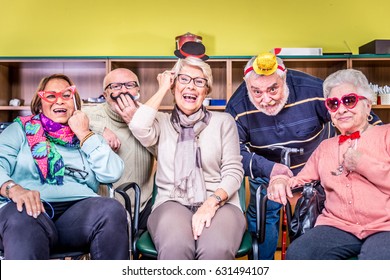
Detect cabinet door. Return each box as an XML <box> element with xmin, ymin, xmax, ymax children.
<box><xmin>351</xmin><ymin>57</ymin><xmax>390</xmax><ymax>124</ymax></box>
<box><xmin>231</xmin><ymin>59</ymin><xmax>250</xmax><ymax>98</ymax></box>
<box><xmin>282</xmin><ymin>57</ymin><xmax>349</xmax><ymax>80</ymax></box>
<box><xmin>351</xmin><ymin>57</ymin><xmax>390</xmax><ymax>86</ymax></box>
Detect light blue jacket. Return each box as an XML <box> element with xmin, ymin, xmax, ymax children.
<box><xmin>0</xmin><ymin>122</ymin><xmax>124</xmax><ymax>206</ymax></box>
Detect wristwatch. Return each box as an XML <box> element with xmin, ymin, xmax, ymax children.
<box><xmin>5</xmin><ymin>182</ymin><xmax>16</xmax><ymax>199</ymax></box>
<box><xmin>210</xmin><ymin>194</ymin><xmax>223</xmax><ymax>205</ymax></box>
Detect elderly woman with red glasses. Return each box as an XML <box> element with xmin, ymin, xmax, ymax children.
<box><xmin>268</xmin><ymin>69</ymin><xmax>390</xmax><ymax>259</ymax></box>
<box><xmin>0</xmin><ymin>74</ymin><xmax>129</xmax><ymax>259</ymax></box>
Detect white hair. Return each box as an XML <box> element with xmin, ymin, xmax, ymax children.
<box><xmin>171</xmin><ymin>57</ymin><xmax>213</xmax><ymax>94</ymax></box>
<box><xmin>323</xmin><ymin>69</ymin><xmax>374</xmax><ymax>102</ymax></box>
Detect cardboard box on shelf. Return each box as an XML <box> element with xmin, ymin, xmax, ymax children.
<box><xmin>273</xmin><ymin>48</ymin><xmax>323</xmax><ymax>56</ymax></box>
<box><xmin>359</xmin><ymin>40</ymin><xmax>390</xmax><ymax>54</ymax></box>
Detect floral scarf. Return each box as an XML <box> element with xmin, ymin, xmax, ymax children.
<box><xmin>14</xmin><ymin>114</ymin><xmax>79</xmax><ymax>185</ymax></box>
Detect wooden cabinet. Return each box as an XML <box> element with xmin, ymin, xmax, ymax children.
<box><xmin>349</xmin><ymin>55</ymin><xmax>390</xmax><ymax>122</ymax></box>
<box><xmin>1</xmin><ymin>55</ymin><xmax>389</xmax><ymax>123</ymax></box>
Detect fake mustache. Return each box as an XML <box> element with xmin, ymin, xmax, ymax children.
<box><xmin>110</xmin><ymin>92</ymin><xmax>140</xmax><ymax>101</ymax></box>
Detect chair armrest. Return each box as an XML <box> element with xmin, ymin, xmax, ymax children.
<box><xmin>285</xmin><ymin>185</ymin><xmax>303</xmax><ymax>234</ymax></box>
<box><xmin>255</xmin><ymin>183</ymin><xmax>268</xmax><ymax>242</ymax></box>
<box><xmin>256</xmin><ymin>184</ymin><xmax>303</xmax><ymax>243</ymax></box>
<box><xmin>114</xmin><ymin>182</ymin><xmax>141</xmax><ymax>258</ymax></box>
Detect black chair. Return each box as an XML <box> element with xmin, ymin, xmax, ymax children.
<box><xmin>254</xmin><ymin>145</ymin><xmax>304</xmax><ymax>260</ymax></box>
<box><xmin>0</xmin><ymin>182</ymin><xmax>140</xmax><ymax>260</ymax></box>
<box><xmin>115</xmin><ymin>181</ymin><xmax>140</xmax><ymax>259</ymax></box>
<box><xmin>255</xmin><ymin>183</ymin><xmax>303</xmax><ymax>260</ymax></box>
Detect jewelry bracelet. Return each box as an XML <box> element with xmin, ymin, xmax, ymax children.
<box><xmin>80</xmin><ymin>131</ymin><xmax>95</xmax><ymax>147</ymax></box>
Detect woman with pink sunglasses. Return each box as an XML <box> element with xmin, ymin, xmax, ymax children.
<box><xmin>0</xmin><ymin>74</ymin><xmax>128</xmax><ymax>259</ymax></box>
<box><xmin>269</xmin><ymin>69</ymin><xmax>390</xmax><ymax>259</ymax></box>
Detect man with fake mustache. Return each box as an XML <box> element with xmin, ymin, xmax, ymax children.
<box><xmin>83</xmin><ymin>68</ymin><xmax>155</xmax><ymax>231</ymax></box>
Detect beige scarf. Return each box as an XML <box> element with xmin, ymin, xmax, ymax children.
<box><xmin>170</xmin><ymin>105</ymin><xmax>211</xmax><ymax>205</ymax></box>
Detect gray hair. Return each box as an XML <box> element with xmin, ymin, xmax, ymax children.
<box><xmin>323</xmin><ymin>69</ymin><xmax>374</xmax><ymax>102</ymax></box>
<box><xmin>171</xmin><ymin>57</ymin><xmax>213</xmax><ymax>94</ymax></box>
<box><xmin>244</xmin><ymin>55</ymin><xmax>286</xmax><ymax>80</ymax></box>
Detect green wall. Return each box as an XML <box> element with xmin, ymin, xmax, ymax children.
<box><xmin>1</xmin><ymin>0</ymin><xmax>389</xmax><ymax>56</ymax></box>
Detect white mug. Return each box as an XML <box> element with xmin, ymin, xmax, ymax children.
<box><xmin>203</xmin><ymin>97</ymin><xmax>212</xmax><ymax>106</ymax></box>
<box><xmin>9</xmin><ymin>99</ymin><xmax>21</xmax><ymax>106</ymax></box>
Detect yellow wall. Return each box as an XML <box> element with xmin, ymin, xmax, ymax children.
<box><xmin>1</xmin><ymin>0</ymin><xmax>389</xmax><ymax>56</ymax></box>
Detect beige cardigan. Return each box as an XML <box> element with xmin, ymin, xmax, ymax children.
<box><xmin>129</xmin><ymin>105</ymin><xmax>244</xmax><ymax>212</ymax></box>
<box><xmin>294</xmin><ymin>124</ymin><xmax>390</xmax><ymax>239</ymax></box>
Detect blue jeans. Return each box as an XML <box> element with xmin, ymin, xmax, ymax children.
<box><xmin>247</xmin><ymin>177</ymin><xmax>282</xmax><ymax>260</ymax></box>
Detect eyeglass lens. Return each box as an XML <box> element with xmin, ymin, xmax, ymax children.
<box><xmin>325</xmin><ymin>94</ymin><xmax>361</xmax><ymax>112</ymax></box>
<box><xmin>177</xmin><ymin>74</ymin><xmax>207</xmax><ymax>87</ymax></box>
<box><xmin>106</xmin><ymin>82</ymin><xmax>138</xmax><ymax>91</ymax></box>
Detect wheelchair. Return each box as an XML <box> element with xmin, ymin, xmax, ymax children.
<box><xmin>254</xmin><ymin>145</ymin><xmax>359</xmax><ymax>260</ymax></box>
<box><xmin>253</xmin><ymin>145</ymin><xmax>303</xmax><ymax>259</ymax></box>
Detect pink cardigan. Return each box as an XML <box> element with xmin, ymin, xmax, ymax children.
<box><xmin>293</xmin><ymin>124</ymin><xmax>390</xmax><ymax>239</ymax></box>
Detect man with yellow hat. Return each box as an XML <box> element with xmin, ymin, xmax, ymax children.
<box><xmin>225</xmin><ymin>52</ymin><xmax>382</xmax><ymax>260</ymax></box>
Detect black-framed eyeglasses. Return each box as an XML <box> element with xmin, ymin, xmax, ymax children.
<box><xmin>65</xmin><ymin>167</ymin><xmax>89</xmax><ymax>180</ymax></box>
<box><xmin>177</xmin><ymin>74</ymin><xmax>208</xmax><ymax>88</ymax></box>
<box><xmin>104</xmin><ymin>81</ymin><xmax>139</xmax><ymax>91</ymax></box>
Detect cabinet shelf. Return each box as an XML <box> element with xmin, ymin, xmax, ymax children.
<box><xmin>372</xmin><ymin>105</ymin><xmax>390</xmax><ymax>109</ymax></box>
<box><xmin>0</xmin><ymin>106</ymin><xmax>30</xmax><ymax>110</ymax></box>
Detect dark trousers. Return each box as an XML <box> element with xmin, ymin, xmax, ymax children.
<box><xmin>287</xmin><ymin>225</ymin><xmax>390</xmax><ymax>260</ymax></box>
<box><xmin>0</xmin><ymin>197</ymin><xmax>129</xmax><ymax>260</ymax></box>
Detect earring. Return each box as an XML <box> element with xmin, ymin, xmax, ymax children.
<box><xmin>331</xmin><ymin>122</ymin><xmax>335</xmax><ymax>127</ymax></box>
<box><xmin>367</xmin><ymin>114</ymin><xmax>373</xmax><ymax>121</ymax></box>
